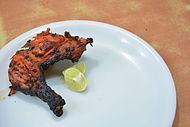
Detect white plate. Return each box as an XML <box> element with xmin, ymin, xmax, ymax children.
<box><xmin>0</xmin><ymin>20</ymin><xmax>176</xmax><ymax>127</ymax></box>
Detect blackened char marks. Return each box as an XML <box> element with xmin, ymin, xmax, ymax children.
<box><xmin>41</xmin><ymin>54</ymin><xmax>61</xmax><ymax>70</ymax></box>
<box><xmin>37</xmin><ymin>84</ymin><xmax>65</xmax><ymax>117</ymax></box>
<box><xmin>8</xmin><ymin>28</ymin><xmax>93</xmax><ymax>117</ymax></box>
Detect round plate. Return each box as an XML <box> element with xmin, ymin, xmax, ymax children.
<box><xmin>0</xmin><ymin>20</ymin><xmax>176</xmax><ymax>127</ymax></box>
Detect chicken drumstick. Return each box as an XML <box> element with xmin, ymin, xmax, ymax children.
<box><xmin>8</xmin><ymin>28</ymin><xmax>93</xmax><ymax>117</ymax></box>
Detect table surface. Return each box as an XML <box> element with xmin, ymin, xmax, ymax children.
<box><xmin>0</xmin><ymin>0</ymin><xmax>189</xmax><ymax>126</ymax></box>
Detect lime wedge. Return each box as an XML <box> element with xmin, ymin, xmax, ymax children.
<box><xmin>63</xmin><ymin>68</ymin><xmax>87</xmax><ymax>92</ymax></box>
<box><xmin>73</xmin><ymin>61</ymin><xmax>86</xmax><ymax>74</ymax></box>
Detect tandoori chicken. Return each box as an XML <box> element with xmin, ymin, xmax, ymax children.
<box><xmin>8</xmin><ymin>28</ymin><xmax>93</xmax><ymax>117</ymax></box>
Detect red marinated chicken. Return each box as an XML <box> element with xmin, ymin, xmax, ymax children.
<box><xmin>8</xmin><ymin>28</ymin><xmax>93</xmax><ymax>117</ymax></box>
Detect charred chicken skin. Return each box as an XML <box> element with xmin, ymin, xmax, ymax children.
<box><xmin>8</xmin><ymin>28</ymin><xmax>93</xmax><ymax>117</ymax></box>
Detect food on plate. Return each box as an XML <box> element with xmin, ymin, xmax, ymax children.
<box><xmin>8</xmin><ymin>28</ymin><xmax>93</xmax><ymax>117</ymax></box>
<box><xmin>63</xmin><ymin>62</ymin><xmax>87</xmax><ymax>92</ymax></box>
<box><xmin>73</xmin><ymin>61</ymin><xmax>86</xmax><ymax>74</ymax></box>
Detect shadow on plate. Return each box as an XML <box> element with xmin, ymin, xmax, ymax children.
<box><xmin>13</xmin><ymin>56</ymin><xmax>98</xmax><ymax>119</ymax></box>
<box><xmin>44</xmin><ymin>56</ymin><xmax>99</xmax><ymax>79</ymax></box>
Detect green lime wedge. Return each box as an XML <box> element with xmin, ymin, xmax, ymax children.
<box><xmin>63</xmin><ymin>68</ymin><xmax>87</xmax><ymax>92</ymax></box>
<box><xmin>73</xmin><ymin>61</ymin><xmax>86</xmax><ymax>74</ymax></box>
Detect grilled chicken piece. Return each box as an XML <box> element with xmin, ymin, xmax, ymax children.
<box><xmin>8</xmin><ymin>28</ymin><xmax>93</xmax><ymax>117</ymax></box>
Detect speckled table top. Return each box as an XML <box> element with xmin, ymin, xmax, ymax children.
<box><xmin>0</xmin><ymin>0</ymin><xmax>190</xmax><ymax>126</ymax></box>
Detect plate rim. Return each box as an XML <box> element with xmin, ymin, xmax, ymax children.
<box><xmin>0</xmin><ymin>20</ymin><xmax>176</xmax><ymax>126</ymax></box>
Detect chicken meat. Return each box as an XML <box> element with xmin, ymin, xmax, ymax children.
<box><xmin>8</xmin><ymin>28</ymin><xmax>93</xmax><ymax>117</ymax></box>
